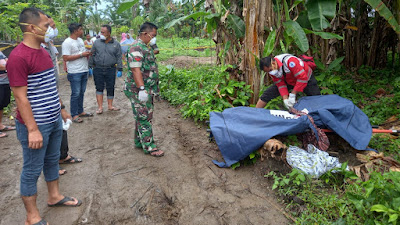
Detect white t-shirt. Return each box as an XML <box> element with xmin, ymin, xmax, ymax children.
<box><xmin>62</xmin><ymin>37</ymin><xmax>88</xmax><ymax>73</ymax></box>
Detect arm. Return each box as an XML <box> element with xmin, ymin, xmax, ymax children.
<box><xmin>131</xmin><ymin>67</ymin><xmax>144</xmax><ymax>87</ymax></box>
<box><xmin>63</xmin><ymin>52</ymin><xmax>90</xmax><ymax>62</ymax></box>
<box><xmin>11</xmin><ymin>86</ymin><xmax>43</xmax><ymax>149</ymax></box>
<box><xmin>271</xmin><ymin>75</ymin><xmax>289</xmax><ymax>98</ymax></box>
<box><xmin>116</xmin><ymin>43</ymin><xmax>123</xmax><ymax>71</ymax></box>
<box><xmin>89</xmin><ymin>42</ymin><xmax>95</xmax><ymax>68</ymax></box>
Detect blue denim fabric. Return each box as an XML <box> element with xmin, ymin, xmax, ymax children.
<box><xmin>67</xmin><ymin>72</ymin><xmax>88</xmax><ymax>117</ymax></box>
<box><xmin>93</xmin><ymin>68</ymin><xmax>116</xmax><ymax>99</ymax></box>
<box><xmin>16</xmin><ymin>116</ymin><xmax>62</xmax><ymax>196</ymax></box>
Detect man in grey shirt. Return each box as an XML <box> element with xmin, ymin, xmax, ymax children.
<box><xmin>89</xmin><ymin>24</ymin><xmax>123</xmax><ymax>114</ymax></box>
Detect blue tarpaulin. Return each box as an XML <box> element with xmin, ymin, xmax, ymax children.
<box><xmin>210</xmin><ymin>95</ymin><xmax>372</xmax><ymax>167</ymax></box>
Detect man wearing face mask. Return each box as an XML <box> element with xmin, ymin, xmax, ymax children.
<box><xmin>124</xmin><ymin>22</ymin><xmax>164</xmax><ymax>157</ymax></box>
<box><xmin>89</xmin><ymin>24</ymin><xmax>123</xmax><ymax>114</ymax></box>
<box><xmin>256</xmin><ymin>54</ymin><xmax>321</xmax><ymax>109</ymax></box>
<box><xmin>7</xmin><ymin>8</ymin><xmax>82</xmax><ymax>225</ymax></box>
<box><xmin>62</xmin><ymin>23</ymin><xmax>93</xmax><ymax>123</ymax></box>
<box><xmin>41</xmin><ymin>15</ymin><xmax>59</xmax><ymax>85</ymax></box>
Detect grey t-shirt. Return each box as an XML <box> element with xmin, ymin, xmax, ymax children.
<box><xmin>0</xmin><ymin>51</ymin><xmax>9</xmax><ymax>85</ymax></box>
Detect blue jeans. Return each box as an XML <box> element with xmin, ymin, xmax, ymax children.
<box><xmin>93</xmin><ymin>68</ymin><xmax>116</xmax><ymax>99</ymax></box>
<box><xmin>67</xmin><ymin>72</ymin><xmax>88</xmax><ymax>117</ymax></box>
<box><xmin>16</xmin><ymin>116</ymin><xmax>63</xmax><ymax>196</ymax></box>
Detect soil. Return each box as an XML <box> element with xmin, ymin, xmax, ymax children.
<box><xmin>0</xmin><ymin>57</ymin><xmax>291</xmax><ymax>225</ymax></box>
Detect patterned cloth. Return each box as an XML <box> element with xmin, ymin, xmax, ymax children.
<box><xmin>290</xmin><ymin>107</ymin><xmax>330</xmax><ymax>151</ymax></box>
<box><xmin>124</xmin><ymin>39</ymin><xmax>159</xmax><ymax>153</ymax></box>
<box><xmin>286</xmin><ymin>144</ymin><xmax>346</xmax><ymax>178</ymax></box>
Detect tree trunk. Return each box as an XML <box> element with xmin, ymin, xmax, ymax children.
<box><xmin>241</xmin><ymin>0</ymin><xmax>274</xmax><ymax>104</ymax></box>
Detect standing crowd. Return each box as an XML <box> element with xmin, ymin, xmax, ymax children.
<box><xmin>2</xmin><ymin>6</ymin><xmax>163</xmax><ymax>225</ymax></box>
<box><xmin>1</xmin><ymin>5</ymin><xmax>321</xmax><ymax>225</ymax></box>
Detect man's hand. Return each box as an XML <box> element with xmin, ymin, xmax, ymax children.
<box><xmin>117</xmin><ymin>71</ymin><xmax>122</xmax><ymax>77</ymax></box>
<box><xmin>28</xmin><ymin>129</ymin><xmax>43</xmax><ymax>149</ymax></box>
<box><xmin>283</xmin><ymin>99</ymin><xmax>291</xmax><ymax>109</ymax></box>
<box><xmin>61</xmin><ymin>109</ymin><xmax>72</xmax><ymax>122</ymax></box>
<box><xmin>82</xmin><ymin>51</ymin><xmax>91</xmax><ymax>57</ymax></box>
<box><xmin>288</xmin><ymin>93</ymin><xmax>296</xmax><ymax>106</ymax></box>
<box><xmin>138</xmin><ymin>90</ymin><xmax>148</xmax><ymax>103</ymax></box>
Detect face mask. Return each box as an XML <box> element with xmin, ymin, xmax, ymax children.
<box><xmin>44</xmin><ymin>26</ymin><xmax>54</xmax><ymax>43</ymax></box>
<box><xmin>99</xmin><ymin>34</ymin><xmax>106</xmax><ymax>40</ymax></box>
<box><xmin>53</xmin><ymin>28</ymin><xmax>58</xmax><ymax>38</ymax></box>
<box><xmin>269</xmin><ymin>70</ymin><xmax>283</xmax><ymax>78</ymax></box>
<box><xmin>20</xmin><ymin>23</ymin><xmax>49</xmax><ymax>43</ymax></box>
<box><xmin>149</xmin><ymin>37</ymin><xmax>156</xmax><ymax>46</ymax></box>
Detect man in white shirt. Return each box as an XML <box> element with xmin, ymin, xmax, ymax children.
<box><xmin>62</xmin><ymin>23</ymin><xmax>93</xmax><ymax>123</ymax></box>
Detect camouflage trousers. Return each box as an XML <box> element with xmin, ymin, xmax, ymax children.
<box><xmin>124</xmin><ymin>88</ymin><xmax>157</xmax><ymax>153</ymax></box>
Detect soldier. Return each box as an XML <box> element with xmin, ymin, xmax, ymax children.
<box><xmin>124</xmin><ymin>22</ymin><xmax>164</xmax><ymax>157</ymax></box>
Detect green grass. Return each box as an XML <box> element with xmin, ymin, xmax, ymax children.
<box><xmin>156</xmin><ymin>37</ymin><xmax>216</xmax><ymax>61</ymax></box>
<box><xmin>158</xmin><ymin>61</ymin><xmax>400</xmax><ymax>224</ymax></box>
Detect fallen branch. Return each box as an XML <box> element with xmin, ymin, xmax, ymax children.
<box><xmin>130</xmin><ymin>184</ymin><xmax>154</xmax><ymax>208</ymax></box>
<box><xmin>111</xmin><ymin>166</ymin><xmax>145</xmax><ymax>177</ymax></box>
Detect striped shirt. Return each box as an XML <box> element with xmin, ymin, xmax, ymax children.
<box><xmin>7</xmin><ymin>43</ymin><xmax>61</xmax><ymax>125</ymax></box>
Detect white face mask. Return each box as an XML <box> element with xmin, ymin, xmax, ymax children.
<box><xmin>149</xmin><ymin>37</ymin><xmax>156</xmax><ymax>46</ymax></box>
<box><xmin>53</xmin><ymin>28</ymin><xmax>58</xmax><ymax>38</ymax></box>
<box><xmin>99</xmin><ymin>34</ymin><xmax>106</xmax><ymax>40</ymax></box>
<box><xmin>44</xmin><ymin>26</ymin><xmax>54</xmax><ymax>43</ymax></box>
<box><xmin>269</xmin><ymin>70</ymin><xmax>279</xmax><ymax>76</ymax></box>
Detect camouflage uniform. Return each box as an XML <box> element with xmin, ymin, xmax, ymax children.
<box><xmin>124</xmin><ymin>39</ymin><xmax>159</xmax><ymax>153</ymax></box>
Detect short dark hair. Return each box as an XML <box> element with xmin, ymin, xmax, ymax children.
<box><xmin>259</xmin><ymin>57</ymin><xmax>273</xmax><ymax>70</ymax></box>
<box><xmin>19</xmin><ymin>7</ymin><xmax>46</xmax><ymax>32</ymax></box>
<box><xmin>102</xmin><ymin>25</ymin><xmax>112</xmax><ymax>34</ymax></box>
<box><xmin>46</xmin><ymin>14</ymin><xmax>51</xmax><ymax>19</ymax></box>
<box><xmin>68</xmin><ymin>23</ymin><xmax>82</xmax><ymax>34</ymax></box>
<box><xmin>139</xmin><ymin>22</ymin><xmax>158</xmax><ymax>33</ymax></box>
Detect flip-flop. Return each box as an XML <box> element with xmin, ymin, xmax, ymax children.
<box><xmin>96</xmin><ymin>109</ymin><xmax>103</xmax><ymax>114</ymax></box>
<box><xmin>0</xmin><ymin>125</ymin><xmax>16</xmax><ymax>131</ymax></box>
<box><xmin>148</xmin><ymin>149</ymin><xmax>164</xmax><ymax>157</ymax></box>
<box><xmin>108</xmin><ymin>107</ymin><xmax>120</xmax><ymax>111</ymax></box>
<box><xmin>72</xmin><ymin>117</ymin><xmax>83</xmax><ymax>123</ymax></box>
<box><xmin>0</xmin><ymin>132</ymin><xmax>8</xmax><ymax>138</ymax></box>
<box><xmin>48</xmin><ymin>196</ymin><xmax>82</xmax><ymax>207</ymax></box>
<box><xmin>79</xmin><ymin>112</ymin><xmax>94</xmax><ymax>117</ymax></box>
<box><xmin>32</xmin><ymin>219</ymin><xmax>47</xmax><ymax>225</ymax></box>
<box><xmin>59</xmin><ymin>168</ymin><xmax>67</xmax><ymax>176</ymax></box>
<box><xmin>60</xmin><ymin>156</ymin><xmax>83</xmax><ymax>164</ymax></box>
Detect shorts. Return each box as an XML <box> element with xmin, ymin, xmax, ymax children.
<box><xmin>0</xmin><ymin>84</ymin><xmax>11</xmax><ymax>110</ymax></box>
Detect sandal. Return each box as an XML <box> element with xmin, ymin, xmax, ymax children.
<box><xmin>72</xmin><ymin>117</ymin><xmax>83</xmax><ymax>123</ymax></box>
<box><xmin>60</xmin><ymin>156</ymin><xmax>83</xmax><ymax>164</ymax></box>
<box><xmin>79</xmin><ymin>112</ymin><xmax>94</xmax><ymax>117</ymax></box>
<box><xmin>32</xmin><ymin>219</ymin><xmax>47</xmax><ymax>225</ymax></box>
<box><xmin>96</xmin><ymin>108</ymin><xmax>103</xmax><ymax>114</ymax></box>
<box><xmin>108</xmin><ymin>107</ymin><xmax>120</xmax><ymax>111</ymax></box>
<box><xmin>59</xmin><ymin>168</ymin><xmax>67</xmax><ymax>176</ymax></box>
<box><xmin>0</xmin><ymin>132</ymin><xmax>8</xmax><ymax>138</ymax></box>
<box><xmin>48</xmin><ymin>196</ymin><xmax>82</xmax><ymax>207</ymax></box>
<box><xmin>148</xmin><ymin>149</ymin><xmax>164</xmax><ymax>157</ymax></box>
<box><xmin>0</xmin><ymin>125</ymin><xmax>16</xmax><ymax>131</ymax></box>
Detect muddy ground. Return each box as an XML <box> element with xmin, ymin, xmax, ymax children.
<box><xmin>0</xmin><ymin>57</ymin><xmax>292</xmax><ymax>225</ymax></box>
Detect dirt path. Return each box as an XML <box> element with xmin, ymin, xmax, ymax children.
<box><xmin>0</xmin><ymin>63</ymin><xmax>290</xmax><ymax>224</ymax></box>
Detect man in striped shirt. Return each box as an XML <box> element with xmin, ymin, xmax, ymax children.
<box><xmin>7</xmin><ymin>8</ymin><xmax>81</xmax><ymax>225</ymax></box>
<box><xmin>256</xmin><ymin>54</ymin><xmax>321</xmax><ymax>109</ymax></box>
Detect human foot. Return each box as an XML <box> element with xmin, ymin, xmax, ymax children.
<box><xmin>48</xmin><ymin>196</ymin><xmax>82</xmax><ymax>207</ymax></box>
<box><xmin>149</xmin><ymin>148</ymin><xmax>164</xmax><ymax>157</ymax></box>
<box><xmin>108</xmin><ymin>107</ymin><xmax>120</xmax><ymax>111</ymax></box>
<box><xmin>59</xmin><ymin>155</ymin><xmax>82</xmax><ymax>164</ymax></box>
<box><xmin>0</xmin><ymin>125</ymin><xmax>16</xmax><ymax>131</ymax></box>
<box><xmin>96</xmin><ymin>108</ymin><xmax>103</xmax><ymax>114</ymax></box>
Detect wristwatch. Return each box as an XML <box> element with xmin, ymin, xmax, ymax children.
<box><xmin>139</xmin><ymin>86</ymin><xmax>145</xmax><ymax>90</ymax></box>
<box><xmin>80</xmin><ymin>53</ymin><xmax>83</xmax><ymax>58</ymax></box>
<box><xmin>61</xmin><ymin>104</ymin><xmax>66</xmax><ymax>109</ymax></box>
